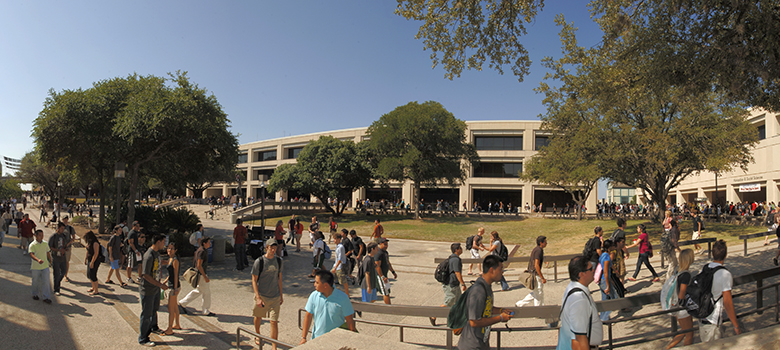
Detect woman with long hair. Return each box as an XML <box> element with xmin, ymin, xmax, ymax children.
<box><xmin>598</xmin><ymin>239</ymin><xmax>616</xmax><ymax>321</ymax></box>
<box><xmin>163</xmin><ymin>242</ymin><xmax>181</xmax><ymax>335</ymax></box>
<box><xmin>666</xmin><ymin>249</ymin><xmax>695</xmax><ymax>349</ymax></box>
<box><xmin>84</xmin><ymin>231</ymin><xmax>101</xmax><ymax>296</ymax></box>
<box><xmin>487</xmin><ymin>231</ymin><xmax>510</xmax><ymax>291</ymax></box>
<box><xmin>626</xmin><ymin>224</ymin><xmax>661</xmax><ymax>282</ymax></box>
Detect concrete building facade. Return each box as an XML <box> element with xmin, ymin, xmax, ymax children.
<box><xmin>200</xmin><ymin>120</ymin><xmax>599</xmax><ymax>212</ymax></box>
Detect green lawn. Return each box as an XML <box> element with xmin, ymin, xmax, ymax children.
<box><xmin>248</xmin><ymin>213</ymin><xmax>764</xmax><ymax>256</ymax></box>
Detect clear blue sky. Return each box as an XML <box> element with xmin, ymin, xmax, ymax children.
<box><xmin>0</xmin><ymin>1</ymin><xmax>607</xmax><ymax>198</ymax></box>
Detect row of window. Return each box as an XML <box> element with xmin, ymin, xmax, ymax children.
<box><xmin>237</xmin><ymin>163</ymin><xmax>521</xmax><ymax>181</ymax></box>
<box><xmin>473</xmin><ymin>136</ymin><xmax>549</xmax><ymax>151</ymax></box>
<box><xmin>239</xmin><ymin>135</ymin><xmax>551</xmax><ymax>163</ymax></box>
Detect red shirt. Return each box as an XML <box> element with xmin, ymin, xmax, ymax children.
<box><xmin>19</xmin><ymin>218</ymin><xmax>36</xmax><ymax>238</ymax></box>
<box><xmin>638</xmin><ymin>232</ymin><xmax>651</xmax><ymax>254</ymax></box>
<box><xmin>233</xmin><ymin>225</ymin><xmax>247</xmax><ymax>245</ymax></box>
<box><xmin>274</xmin><ymin>225</ymin><xmax>284</xmax><ymax>240</ymax></box>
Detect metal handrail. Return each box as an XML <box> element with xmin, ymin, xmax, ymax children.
<box><xmin>235</xmin><ymin>326</ymin><xmax>295</xmax><ymax>350</ymax></box>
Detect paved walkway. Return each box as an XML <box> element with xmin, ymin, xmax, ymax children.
<box><xmin>1</xmin><ymin>205</ymin><xmax>780</xmax><ymax>349</ymax></box>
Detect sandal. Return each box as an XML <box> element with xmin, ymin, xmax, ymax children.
<box><xmin>105</xmin><ymin>280</ymin><xmax>115</xmax><ymax>284</ymax></box>
<box><xmin>89</xmin><ymin>292</ymin><xmax>100</xmax><ymax>296</ymax></box>
<box><xmin>164</xmin><ymin>330</ymin><xmax>174</xmax><ymax>336</ymax></box>
<box><xmin>87</xmin><ymin>289</ymin><xmax>94</xmax><ymax>293</ymax></box>
<box><xmin>172</xmin><ymin>326</ymin><xmax>182</xmax><ymax>330</ymax></box>
<box><xmin>120</xmin><ymin>282</ymin><xmax>128</xmax><ymax>287</ymax></box>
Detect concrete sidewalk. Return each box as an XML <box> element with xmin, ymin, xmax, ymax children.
<box><xmin>2</xmin><ymin>207</ymin><xmax>780</xmax><ymax>349</ymax></box>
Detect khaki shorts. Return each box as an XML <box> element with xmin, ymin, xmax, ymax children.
<box><xmin>335</xmin><ymin>268</ymin><xmax>348</xmax><ymax>286</ymax></box>
<box><xmin>253</xmin><ymin>295</ymin><xmax>281</xmax><ymax>322</ymax></box>
<box><xmin>65</xmin><ymin>249</ymin><xmax>72</xmax><ymax>263</ymax></box>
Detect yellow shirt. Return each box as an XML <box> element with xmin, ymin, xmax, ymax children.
<box><xmin>29</xmin><ymin>240</ymin><xmax>50</xmax><ymax>270</ymax></box>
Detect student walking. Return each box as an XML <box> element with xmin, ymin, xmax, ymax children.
<box><xmin>699</xmin><ymin>240</ymin><xmax>741</xmax><ymax>342</ymax></box>
<box><xmin>29</xmin><ymin>229</ymin><xmax>52</xmax><ymax>304</ymax></box>
<box><xmin>457</xmin><ymin>255</ymin><xmax>513</xmax><ymax>350</ymax></box>
<box><xmin>252</xmin><ymin>240</ymin><xmax>283</xmax><ymax>349</ymax></box>
<box><xmin>179</xmin><ymin>237</ymin><xmax>215</xmax><ymax>316</ymax></box>
<box><xmin>665</xmin><ymin>249</ymin><xmax>695</xmax><ymax>349</ymax></box>
<box><xmin>163</xmin><ymin>242</ymin><xmax>181</xmax><ymax>335</ymax></box>
<box><xmin>300</xmin><ymin>270</ymin><xmax>356</xmax><ymax>344</ymax></box>
<box><xmin>138</xmin><ymin>234</ymin><xmax>168</xmax><ymax>347</ymax></box>
<box><xmin>517</xmin><ymin>236</ymin><xmax>547</xmax><ymax>307</ymax></box>
<box><xmin>430</xmin><ymin>242</ymin><xmax>466</xmax><ymax>326</ymax></box>
<box><xmin>626</xmin><ymin>224</ymin><xmax>660</xmax><ymax>282</ymax></box>
<box><xmin>557</xmin><ymin>255</ymin><xmax>603</xmax><ymax>350</ymax></box>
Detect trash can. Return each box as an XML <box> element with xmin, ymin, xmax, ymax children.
<box><xmin>212</xmin><ymin>235</ymin><xmax>226</xmax><ymax>263</ymax></box>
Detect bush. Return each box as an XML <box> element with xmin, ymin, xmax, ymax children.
<box><xmin>225</xmin><ymin>241</ymin><xmax>234</xmax><ymax>254</ymax></box>
<box><xmin>169</xmin><ymin>231</ymin><xmax>196</xmax><ymax>257</ymax></box>
<box><xmin>71</xmin><ymin>215</ymin><xmax>91</xmax><ymax>226</ymax></box>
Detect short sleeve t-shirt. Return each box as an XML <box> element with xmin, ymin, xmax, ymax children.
<box><xmin>29</xmin><ymin>240</ymin><xmax>50</xmax><ymax>270</ymax></box>
<box><xmin>335</xmin><ymin>243</ymin><xmax>346</xmax><ymax>271</ymax></box>
<box><xmin>705</xmin><ymin>262</ymin><xmax>733</xmax><ymax>325</ymax></box>
<box><xmin>351</xmin><ymin>237</ymin><xmax>365</xmax><ymax>257</ymax></box>
<box><xmin>194</xmin><ymin>247</ymin><xmax>208</xmax><ymax>274</ymax></box>
<box><xmin>458</xmin><ymin>277</ymin><xmax>493</xmax><ymax>350</ymax></box>
<box><xmin>447</xmin><ymin>254</ymin><xmax>462</xmax><ymax>287</ymax></box>
<box><xmin>599</xmin><ymin>252</ymin><xmax>612</xmax><ymax>280</ymax></box>
<box><xmin>610</xmin><ymin>229</ymin><xmax>625</xmax><ymax>243</ymax></box>
<box><xmin>312</xmin><ymin>239</ymin><xmax>324</xmax><ymax>257</ymax></box>
<box><xmin>140</xmin><ymin>248</ymin><xmax>161</xmax><ymax>296</ymax></box>
<box><xmin>557</xmin><ymin>281</ymin><xmax>603</xmax><ymax>349</ymax></box>
<box><xmin>638</xmin><ymin>232</ymin><xmax>651</xmax><ymax>254</ymax></box>
<box><xmin>107</xmin><ymin>235</ymin><xmax>122</xmax><ymax>260</ymax></box>
<box><xmin>304</xmin><ymin>289</ymin><xmax>354</xmax><ymax>339</ymax></box>
<box><xmin>676</xmin><ymin>271</ymin><xmax>691</xmax><ymax>295</ymax></box>
<box><xmin>251</xmin><ymin>255</ymin><xmax>282</xmax><ymax>298</ymax></box>
<box><xmin>374</xmin><ymin>248</ymin><xmax>389</xmax><ymax>276</ymax></box>
<box><xmin>127</xmin><ymin>230</ymin><xmax>140</xmax><ymax>251</ymax></box>
<box><xmin>472</xmin><ymin>235</ymin><xmax>483</xmax><ymax>251</ymax></box>
<box><xmin>234</xmin><ymin>226</ymin><xmax>247</xmax><ymax>245</ymax></box>
<box><xmin>693</xmin><ymin>216</ymin><xmax>703</xmax><ymax>232</ymax></box>
<box><xmin>360</xmin><ymin>256</ymin><xmax>377</xmax><ymax>290</ymax></box>
<box><xmin>587</xmin><ymin>237</ymin><xmax>602</xmax><ymax>263</ymax></box>
<box><xmin>528</xmin><ymin>246</ymin><xmax>544</xmax><ymax>273</ymax></box>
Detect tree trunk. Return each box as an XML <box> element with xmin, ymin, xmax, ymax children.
<box><xmin>126</xmin><ymin>162</ymin><xmax>141</xmax><ymax>225</ymax></box>
<box><xmin>97</xmin><ymin>171</ymin><xmax>106</xmax><ymax>234</ymax></box>
<box><xmin>413</xmin><ymin>182</ymin><xmax>421</xmax><ymax>220</ymax></box>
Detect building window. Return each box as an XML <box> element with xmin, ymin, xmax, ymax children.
<box><xmin>757</xmin><ymin>124</ymin><xmax>766</xmax><ymax>140</ymax></box>
<box><xmin>286</xmin><ymin>147</ymin><xmax>304</xmax><ymax>159</ymax></box>
<box><xmin>255</xmin><ymin>169</ymin><xmax>275</xmax><ymax>181</ymax></box>
<box><xmin>474</xmin><ymin>136</ymin><xmax>523</xmax><ymax>151</ymax></box>
<box><xmin>255</xmin><ymin>150</ymin><xmax>277</xmax><ymax>162</ymax></box>
<box><xmin>237</xmin><ymin>152</ymin><xmax>248</xmax><ymax>164</ymax></box>
<box><xmin>473</xmin><ymin>162</ymin><xmax>523</xmax><ymax>178</ymax></box>
<box><xmin>534</xmin><ymin>135</ymin><xmax>550</xmax><ymax>150</ymax></box>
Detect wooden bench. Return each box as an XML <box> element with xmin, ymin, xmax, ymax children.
<box><xmin>738</xmin><ymin>230</ymin><xmax>776</xmax><ymax>256</ymax></box>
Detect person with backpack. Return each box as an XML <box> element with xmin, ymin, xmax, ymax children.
<box><xmin>331</xmin><ymin>232</ymin><xmax>350</xmax><ymax>297</ymax></box>
<box><xmin>83</xmin><ymin>231</ymin><xmax>103</xmax><ymax>296</ymax></box>
<box><xmin>251</xmin><ymin>240</ymin><xmax>283</xmax><ymax>349</ymax></box>
<box><xmin>626</xmin><ymin>224</ymin><xmax>661</xmax><ymax>282</ymax></box>
<box><xmin>664</xmin><ymin>249</ymin><xmax>695</xmax><ymax>349</ymax></box>
<box><xmin>467</xmin><ymin>227</ymin><xmax>487</xmax><ymax>275</ymax></box>
<box><xmin>308</xmin><ymin>231</ymin><xmax>326</xmax><ymax>278</ymax></box>
<box><xmin>611</xmin><ymin>218</ymin><xmax>629</xmax><ymax>281</ymax></box>
<box><xmin>696</xmin><ymin>239</ymin><xmax>741</xmax><ymax>342</ymax></box>
<box><xmin>457</xmin><ymin>255</ymin><xmax>513</xmax><ymax>350</ymax></box>
<box><xmin>557</xmin><ymin>255</ymin><xmax>603</xmax><ymax>350</ymax></box>
<box><xmin>359</xmin><ymin>242</ymin><xmax>379</xmax><ymax>303</ymax></box>
<box><xmin>517</xmin><ymin>235</ymin><xmax>547</xmax><ymax>307</ymax></box>
<box><xmin>584</xmin><ymin>226</ymin><xmax>603</xmax><ymax>269</ymax></box>
<box><xmin>486</xmin><ymin>231</ymin><xmax>510</xmax><ymax>291</ymax></box>
<box><xmin>597</xmin><ymin>239</ymin><xmax>618</xmax><ymax>321</ymax></box>
<box><xmin>374</xmin><ymin>238</ymin><xmax>397</xmax><ymax>305</ymax></box>
<box><xmin>430</xmin><ymin>242</ymin><xmax>466</xmax><ymax>326</ymax></box>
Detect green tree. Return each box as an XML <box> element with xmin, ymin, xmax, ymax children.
<box><xmin>396</xmin><ymin>0</ymin><xmax>780</xmax><ymax>111</ymax></box>
<box><xmin>33</xmin><ymin>72</ymin><xmax>238</xmax><ymax>226</ymax></box>
<box><xmin>537</xmin><ymin>16</ymin><xmax>758</xmax><ymax>222</ymax></box>
<box><xmin>17</xmin><ymin>151</ymin><xmax>60</xmax><ymax>200</ymax></box>
<box><xmin>0</xmin><ymin>178</ymin><xmax>24</xmax><ymax>200</ymax></box>
<box><xmin>365</xmin><ymin>101</ymin><xmax>478</xmax><ymax>219</ymax></box>
<box><xmin>268</xmin><ymin>136</ymin><xmax>374</xmax><ymax>216</ymax></box>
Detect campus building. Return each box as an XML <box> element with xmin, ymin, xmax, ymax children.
<box><xmin>637</xmin><ymin>108</ymin><xmax>780</xmax><ymax>207</ymax></box>
<box><xmin>200</xmin><ymin>120</ymin><xmax>599</xmax><ymax>212</ymax></box>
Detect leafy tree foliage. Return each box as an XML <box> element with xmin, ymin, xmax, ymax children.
<box><xmin>17</xmin><ymin>151</ymin><xmax>60</xmax><ymax>200</ymax></box>
<box><xmin>537</xmin><ymin>16</ymin><xmax>758</xmax><ymax>221</ymax></box>
<box><xmin>0</xmin><ymin>178</ymin><xmax>24</xmax><ymax>200</ymax></box>
<box><xmin>268</xmin><ymin>136</ymin><xmax>374</xmax><ymax>216</ymax></box>
<box><xmin>365</xmin><ymin>101</ymin><xmax>478</xmax><ymax>219</ymax></box>
<box><xmin>395</xmin><ymin>0</ymin><xmax>543</xmax><ymax>82</ymax></box>
<box><xmin>34</xmin><ymin>72</ymin><xmax>238</xmax><ymax>226</ymax></box>
<box><xmin>397</xmin><ymin>0</ymin><xmax>780</xmax><ymax>111</ymax></box>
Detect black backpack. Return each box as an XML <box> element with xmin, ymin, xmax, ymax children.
<box><xmin>582</xmin><ymin>237</ymin><xmax>597</xmax><ymax>261</ymax></box>
<box><xmin>681</xmin><ymin>265</ymin><xmax>727</xmax><ymax>318</ymax></box>
<box><xmin>497</xmin><ymin>243</ymin><xmax>509</xmax><ymax>261</ymax></box>
<box><xmin>434</xmin><ymin>257</ymin><xmax>452</xmax><ymax>284</ymax></box>
<box><xmin>466</xmin><ymin>235</ymin><xmax>475</xmax><ymax>250</ymax></box>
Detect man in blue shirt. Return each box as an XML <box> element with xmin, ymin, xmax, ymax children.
<box><xmin>300</xmin><ymin>270</ymin><xmax>356</xmax><ymax>344</ymax></box>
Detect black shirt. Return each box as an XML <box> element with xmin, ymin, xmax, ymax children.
<box><xmin>374</xmin><ymin>248</ymin><xmax>390</xmax><ymax>276</ymax></box>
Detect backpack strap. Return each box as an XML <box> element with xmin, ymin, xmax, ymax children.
<box><xmin>560</xmin><ymin>287</ymin><xmax>593</xmax><ymax>343</ymax></box>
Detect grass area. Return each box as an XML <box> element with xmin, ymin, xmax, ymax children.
<box><xmin>247</xmin><ymin>213</ymin><xmax>763</xmax><ymax>256</ymax></box>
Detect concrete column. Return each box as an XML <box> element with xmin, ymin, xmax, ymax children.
<box><xmin>401</xmin><ymin>181</ymin><xmax>414</xmax><ymax>206</ymax></box>
<box><xmin>726</xmin><ymin>184</ymin><xmax>737</xmax><ymax>204</ymax></box>
<box><xmin>523</xmin><ymin>185</ymin><xmax>534</xmax><ymax>211</ymax></box>
<box><xmin>768</xmin><ymin>179</ymin><xmax>779</xmax><ymax>204</ymax></box>
<box><xmin>459</xmin><ymin>184</ymin><xmax>470</xmax><ymax>211</ymax></box>
<box><xmin>222</xmin><ymin>184</ymin><xmax>230</xmax><ymax>197</ymax></box>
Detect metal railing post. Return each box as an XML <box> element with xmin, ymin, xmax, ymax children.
<box><xmin>671</xmin><ymin>315</ymin><xmax>677</xmax><ymax>334</ymax></box>
<box><xmin>446</xmin><ymin>330</ymin><xmax>453</xmax><ymax>349</ymax></box>
<box><xmin>757</xmin><ymin>278</ymin><xmax>764</xmax><ymax>315</ymax></box>
<box><xmin>554</xmin><ymin>261</ymin><xmax>558</xmax><ymax>282</ymax></box>
<box><xmin>497</xmin><ymin>330</ymin><xmax>501</xmax><ymax>350</ymax></box>
<box><xmin>400</xmin><ymin>326</ymin><xmax>404</xmax><ymax>343</ymax></box>
<box><xmin>608</xmin><ymin>323</ymin><xmax>614</xmax><ymax>350</ymax></box>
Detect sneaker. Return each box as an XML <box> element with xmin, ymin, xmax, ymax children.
<box><xmin>55</xmin><ymin>292</ymin><xmax>61</xmax><ymax>296</ymax></box>
<box><xmin>43</xmin><ymin>299</ymin><xmax>52</xmax><ymax>304</ymax></box>
<box><xmin>140</xmin><ymin>341</ymin><xmax>156</xmax><ymax>347</ymax></box>
<box><xmin>32</xmin><ymin>296</ymin><xmax>39</xmax><ymax>300</ymax></box>
<box><xmin>204</xmin><ymin>312</ymin><xmax>216</xmax><ymax>316</ymax></box>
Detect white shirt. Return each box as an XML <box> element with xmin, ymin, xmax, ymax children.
<box><xmin>312</xmin><ymin>239</ymin><xmax>324</xmax><ymax>257</ymax></box>
<box><xmin>705</xmin><ymin>262</ymin><xmax>733</xmax><ymax>325</ymax></box>
<box><xmin>335</xmin><ymin>243</ymin><xmax>346</xmax><ymax>270</ymax></box>
<box><xmin>557</xmin><ymin>281</ymin><xmax>603</xmax><ymax>349</ymax></box>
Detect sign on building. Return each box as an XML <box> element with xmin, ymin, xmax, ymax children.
<box><xmin>739</xmin><ymin>183</ymin><xmax>761</xmax><ymax>192</ymax></box>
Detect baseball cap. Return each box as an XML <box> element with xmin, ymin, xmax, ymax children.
<box><xmin>378</xmin><ymin>238</ymin><xmax>389</xmax><ymax>243</ymax></box>
<box><xmin>265</xmin><ymin>240</ymin><xmax>278</xmax><ymax>248</ymax></box>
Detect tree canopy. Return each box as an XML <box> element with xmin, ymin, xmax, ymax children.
<box><xmin>33</xmin><ymin>72</ymin><xmax>238</xmax><ymax>227</ymax></box>
<box><xmin>268</xmin><ymin>136</ymin><xmax>374</xmax><ymax>216</ymax></box>
<box><xmin>365</xmin><ymin>101</ymin><xmax>478</xmax><ymax>219</ymax></box>
<box><xmin>396</xmin><ymin>0</ymin><xmax>780</xmax><ymax>111</ymax></box>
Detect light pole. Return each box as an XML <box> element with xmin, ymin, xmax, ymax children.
<box><xmin>57</xmin><ymin>181</ymin><xmax>62</xmax><ymax>222</ymax></box>
<box><xmin>115</xmin><ymin>162</ymin><xmax>125</xmax><ymax>226</ymax></box>
<box><xmin>259</xmin><ymin>176</ymin><xmax>267</xmax><ymax>230</ymax></box>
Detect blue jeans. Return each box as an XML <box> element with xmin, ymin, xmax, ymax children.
<box><xmin>51</xmin><ymin>257</ymin><xmax>67</xmax><ymax>293</ymax></box>
<box><xmin>138</xmin><ymin>290</ymin><xmax>160</xmax><ymax>343</ymax></box>
<box><xmin>499</xmin><ymin>276</ymin><xmax>509</xmax><ymax>290</ymax></box>
<box><xmin>599</xmin><ymin>279</ymin><xmax>618</xmax><ymax>321</ymax></box>
<box><xmin>31</xmin><ymin>268</ymin><xmax>51</xmax><ymax>300</ymax></box>
<box><xmin>234</xmin><ymin>243</ymin><xmax>246</xmax><ymax>270</ymax></box>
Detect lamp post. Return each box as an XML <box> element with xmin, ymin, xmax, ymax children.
<box><xmin>115</xmin><ymin>162</ymin><xmax>125</xmax><ymax>226</ymax></box>
<box><xmin>259</xmin><ymin>176</ymin><xmax>267</xmax><ymax>230</ymax></box>
<box><xmin>57</xmin><ymin>181</ymin><xmax>62</xmax><ymax>222</ymax></box>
